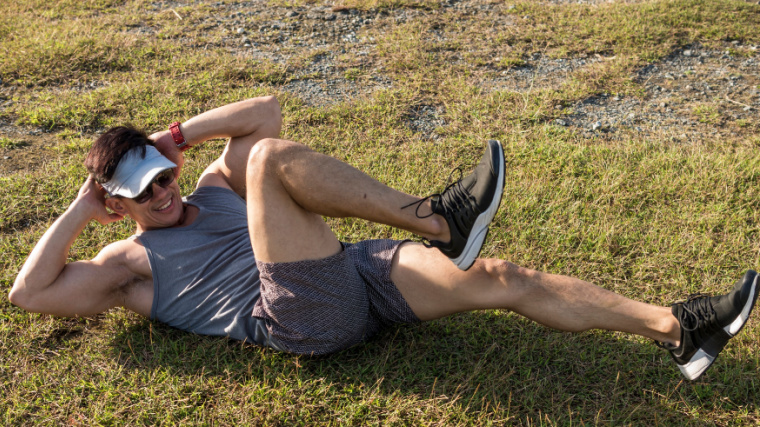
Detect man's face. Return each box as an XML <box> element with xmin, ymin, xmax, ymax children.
<box><xmin>107</xmin><ymin>170</ymin><xmax>183</xmax><ymax>231</ymax></box>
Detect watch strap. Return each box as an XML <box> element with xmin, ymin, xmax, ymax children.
<box><xmin>169</xmin><ymin>121</ymin><xmax>190</xmax><ymax>152</ymax></box>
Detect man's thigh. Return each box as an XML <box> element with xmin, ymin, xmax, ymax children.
<box><xmin>244</xmin><ymin>140</ymin><xmax>342</xmax><ymax>263</ymax></box>
<box><xmin>390</xmin><ymin>242</ymin><xmax>505</xmax><ymax>321</ymax></box>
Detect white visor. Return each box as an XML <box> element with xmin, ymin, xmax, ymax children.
<box><xmin>101</xmin><ymin>145</ymin><xmax>177</xmax><ymax>198</ymax></box>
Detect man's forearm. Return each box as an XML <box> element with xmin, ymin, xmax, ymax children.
<box><xmin>180</xmin><ymin>96</ymin><xmax>281</xmax><ymax>148</ymax></box>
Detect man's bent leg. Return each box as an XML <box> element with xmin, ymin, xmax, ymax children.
<box><xmin>245</xmin><ymin>140</ymin><xmax>343</xmax><ymax>263</ymax></box>
<box><xmin>244</xmin><ymin>138</ymin><xmax>505</xmax><ymax>268</ymax></box>
<box><xmin>389</xmin><ymin>243</ymin><xmax>680</xmax><ymax>344</ymax></box>
<box><xmin>245</xmin><ymin>138</ymin><xmax>455</xmax><ymax>262</ymax></box>
<box><xmin>246</xmin><ymin>140</ymin><xmax>370</xmax><ymax>353</ymax></box>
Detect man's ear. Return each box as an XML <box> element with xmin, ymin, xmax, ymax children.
<box><xmin>105</xmin><ymin>197</ymin><xmax>129</xmax><ymax>217</ymax></box>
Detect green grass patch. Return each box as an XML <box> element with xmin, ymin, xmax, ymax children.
<box><xmin>2</xmin><ymin>0</ymin><xmax>760</xmax><ymax>424</ymax></box>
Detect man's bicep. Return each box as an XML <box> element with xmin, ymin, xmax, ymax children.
<box><xmin>19</xmin><ymin>256</ymin><xmax>135</xmax><ymax>318</ymax></box>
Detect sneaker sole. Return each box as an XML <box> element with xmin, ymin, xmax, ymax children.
<box><xmin>451</xmin><ymin>140</ymin><xmax>505</xmax><ymax>270</ymax></box>
<box><xmin>679</xmin><ymin>271</ymin><xmax>759</xmax><ymax>380</ymax></box>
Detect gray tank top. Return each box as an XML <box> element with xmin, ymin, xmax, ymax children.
<box><xmin>138</xmin><ymin>186</ymin><xmax>276</xmax><ymax>348</ymax></box>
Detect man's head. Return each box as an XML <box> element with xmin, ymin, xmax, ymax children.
<box><xmin>85</xmin><ymin>126</ymin><xmax>183</xmax><ymax>231</ymax></box>
<box><xmin>85</xmin><ymin>126</ymin><xmax>155</xmax><ymax>184</ymax></box>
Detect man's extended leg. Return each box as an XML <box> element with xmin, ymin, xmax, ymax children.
<box><xmin>390</xmin><ymin>243</ymin><xmax>680</xmax><ymax>341</ymax></box>
<box><xmin>388</xmin><ymin>243</ymin><xmax>758</xmax><ymax>380</ymax></box>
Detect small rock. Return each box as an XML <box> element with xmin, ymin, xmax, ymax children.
<box><xmin>683</xmin><ymin>49</ymin><xmax>692</xmax><ymax>57</ymax></box>
<box><xmin>660</xmin><ymin>102</ymin><xmax>667</xmax><ymax>108</ymax></box>
<box><xmin>554</xmin><ymin>119</ymin><xmax>568</xmax><ymax>126</ymax></box>
<box><xmin>236</xmin><ymin>27</ymin><xmax>245</xmax><ymax>34</ymax></box>
<box><xmin>286</xmin><ymin>11</ymin><xmax>299</xmax><ymax>18</ymax></box>
<box><xmin>325</xmin><ymin>13</ymin><xmax>336</xmax><ymax>21</ymax></box>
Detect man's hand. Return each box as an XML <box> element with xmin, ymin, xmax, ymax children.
<box><xmin>76</xmin><ymin>176</ymin><xmax>124</xmax><ymax>225</ymax></box>
<box><xmin>149</xmin><ymin>129</ymin><xmax>184</xmax><ymax>179</ymax></box>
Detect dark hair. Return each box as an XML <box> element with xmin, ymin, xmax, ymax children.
<box><xmin>84</xmin><ymin>126</ymin><xmax>153</xmax><ymax>183</ymax></box>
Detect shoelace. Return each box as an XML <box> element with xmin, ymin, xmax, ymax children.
<box><xmin>400</xmin><ymin>167</ymin><xmax>465</xmax><ymax>219</ymax></box>
<box><xmin>679</xmin><ymin>293</ymin><xmax>717</xmax><ymax>332</ymax></box>
<box><xmin>654</xmin><ymin>293</ymin><xmax>716</xmax><ymax>350</ymax></box>
<box><xmin>400</xmin><ymin>168</ymin><xmax>468</xmax><ymax>248</ymax></box>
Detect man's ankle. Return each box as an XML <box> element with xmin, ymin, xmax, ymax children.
<box><xmin>427</xmin><ymin>214</ymin><xmax>451</xmax><ymax>244</ymax></box>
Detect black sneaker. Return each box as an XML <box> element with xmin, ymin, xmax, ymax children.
<box><xmin>659</xmin><ymin>270</ymin><xmax>759</xmax><ymax>380</ymax></box>
<box><xmin>417</xmin><ymin>140</ymin><xmax>505</xmax><ymax>270</ymax></box>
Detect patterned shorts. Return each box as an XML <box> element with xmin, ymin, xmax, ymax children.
<box><xmin>251</xmin><ymin>239</ymin><xmax>420</xmax><ymax>355</ymax></box>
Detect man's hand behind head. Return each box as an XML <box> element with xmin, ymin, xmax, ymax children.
<box><xmin>77</xmin><ymin>176</ymin><xmax>124</xmax><ymax>225</ymax></box>
<box><xmin>149</xmin><ymin>130</ymin><xmax>184</xmax><ymax>180</ymax></box>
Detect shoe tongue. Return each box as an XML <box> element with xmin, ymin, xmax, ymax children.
<box><xmin>682</xmin><ymin>295</ymin><xmax>719</xmax><ymax>329</ymax></box>
<box><xmin>429</xmin><ymin>194</ymin><xmax>443</xmax><ymax>215</ymax></box>
<box><xmin>460</xmin><ymin>171</ymin><xmax>477</xmax><ymax>192</ymax></box>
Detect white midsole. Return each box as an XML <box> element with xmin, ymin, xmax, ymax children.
<box><xmin>679</xmin><ymin>349</ymin><xmax>715</xmax><ymax>381</ymax></box>
<box><xmin>725</xmin><ymin>273</ymin><xmax>758</xmax><ymax>336</ymax></box>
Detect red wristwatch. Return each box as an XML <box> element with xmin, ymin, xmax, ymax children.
<box><xmin>169</xmin><ymin>121</ymin><xmax>190</xmax><ymax>151</ymax></box>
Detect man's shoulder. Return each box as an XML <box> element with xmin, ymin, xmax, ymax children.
<box><xmin>197</xmin><ymin>166</ymin><xmax>235</xmax><ymax>192</ymax></box>
<box><xmin>96</xmin><ymin>237</ymin><xmax>151</xmax><ymax>277</ymax></box>
<box><xmin>187</xmin><ymin>184</ymin><xmax>246</xmax><ymax>210</ymax></box>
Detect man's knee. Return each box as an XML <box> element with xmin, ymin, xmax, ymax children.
<box><xmin>473</xmin><ymin>258</ymin><xmax>538</xmax><ymax>306</ymax></box>
<box><xmin>477</xmin><ymin>258</ymin><xmax>532</xmax><ymax>281</ymax></box>
<box><xmin>246</xmin><ymin>138</ymin><xmax>300</xmax><ymax>173</ymax></box>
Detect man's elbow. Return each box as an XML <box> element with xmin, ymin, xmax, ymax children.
<box><xmin>8</xmin><ymin>285</ymin><xmax>25</xmax><ymax>308</ymax></box>
<box><xmin>9</xmin><ymin>278</ymin><xmax>34</xmax><ymax>312</ymax></box>
<box><xmin>259</xmin><ymin>94</ymin><xmax>280</xmax><ymax>112</ymax></box>
<box><xmin>257</xmin><ymin>95</ymin><xmax>282</xmax><ymax>136</ymax></box>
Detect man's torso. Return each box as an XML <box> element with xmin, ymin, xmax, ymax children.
<box><xmin>118</xmin><ymin>204</ymin><xmax>201</xmax><ymax>317</ymax></box>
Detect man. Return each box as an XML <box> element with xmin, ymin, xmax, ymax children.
<box><xmin>10</xmin><ymin>96</ymin><xmax>758</xmax><ymax>381</ymax></box>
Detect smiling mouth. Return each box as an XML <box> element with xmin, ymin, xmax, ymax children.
<box><xmin>156</xmin><ymin>198</ymin><xmax>172</xmax><ymax>211</ymax></box>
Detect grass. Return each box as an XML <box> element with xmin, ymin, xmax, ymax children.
<box><xmin>2</xmin><ymin>0</ymin><xmax>760</xmax><ymax>425</ymax></box>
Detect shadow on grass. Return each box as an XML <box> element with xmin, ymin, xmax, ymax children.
<box><xmin>107</xmin><ymin>311</ymin><xmax>758</xmax><ymax>424</ymax></box>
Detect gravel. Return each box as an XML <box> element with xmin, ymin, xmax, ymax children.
<box><xmin>559</xmin><ymin>44</ymin><xmax>759</xmax><ymax>141</ymax></box>
<box><xmin>167</xmin><ymin>0</ymin><xmax>757</xmax><ymax>142</ymax></box>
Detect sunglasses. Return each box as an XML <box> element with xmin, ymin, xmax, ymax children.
<box><xmin>131</xmin><ymin>169</ymin><xmax>175</xmax><ymax>204</ymax></box>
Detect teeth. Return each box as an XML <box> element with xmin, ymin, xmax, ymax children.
<box><xmin>157</xmin><ymin>199</ymin><xmax>172</xmax><ymax>211</ymax></box>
